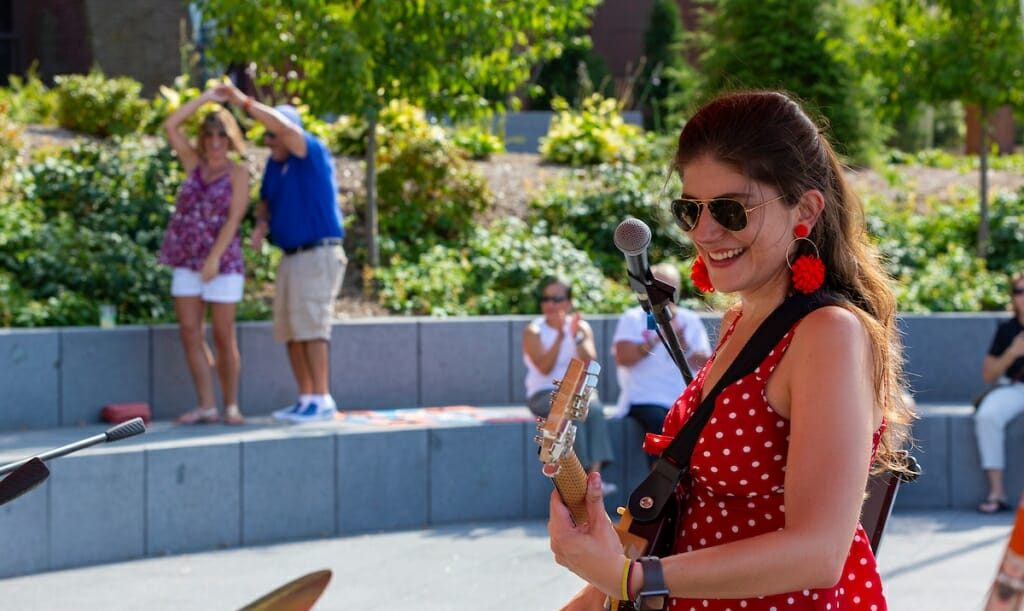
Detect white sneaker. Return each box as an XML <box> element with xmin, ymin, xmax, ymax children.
<box><xmin>285</xmin><ymin>399</ymin><xmax>337</xmax><ymax>423</ymax></box>
<box><xmin>272</xmin><ymin>401</ymin><xmax>305</xmax><ymax>421</ymax></box>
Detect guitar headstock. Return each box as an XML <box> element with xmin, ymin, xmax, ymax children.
<box><xmin>535</xmin><ymin>358</ymin><xmax>601</xmax><ymax>476</ymax></box>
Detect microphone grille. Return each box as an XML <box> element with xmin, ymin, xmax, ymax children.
<box><xmin>105</xmin><ymin>417</ymin><xmax>147</xmax><ymax>442</ymax></box>
<box><xmin>613</xmin><ymin>218</ymin><xmax>652</xmax><ymax>256</ymax></box>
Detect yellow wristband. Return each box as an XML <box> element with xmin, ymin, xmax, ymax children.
<box><xmin>621</xmin><ymin>558</ymin><xmax>632</xmax><ymax>601</ymax></box>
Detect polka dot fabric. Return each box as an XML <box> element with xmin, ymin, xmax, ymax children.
<box><xmin>644</xmin><ymin>316</ymin><xmax>887</xmax><ymax>610</ymax></box>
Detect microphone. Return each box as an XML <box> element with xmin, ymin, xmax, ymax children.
<box><xmin>0</xmin><ymin>417</ymin><xmax>147</xmax><ymax>476</ymax></box>
<box><xmin>613</xmin><ymin>217</ymin><xmax>693</xmax><ymax>384</ymax></box>
<box><xmin>613</xmin><ymin>217</ymin><xmax>656</xmax><ymax>305</ymax></box>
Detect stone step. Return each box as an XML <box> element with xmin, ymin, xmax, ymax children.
<box><xmin>0</xmin><ymin>402</ymin><xmax>1018</xmax><ymax>578</ymax></box>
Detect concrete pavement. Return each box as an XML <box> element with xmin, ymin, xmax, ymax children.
<box><xmin>0</xmin><ymin>508</ymin><xmax>1016</xmax><ymax>610</ymax></box>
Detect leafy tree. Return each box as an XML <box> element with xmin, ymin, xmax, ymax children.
<box><xmin>527</xmin><ymin>32</ymin><xmax>612</xmax><ymax>110</ymax></box>
<box><xmin>862</xmin><ymin>0</ymin><xmax>1024</xmax><ymax>258</ymax></box>
<box><xmin>192</xmin><ymin>0</ymin><xmax>600</xmax><ymax>269</ymax></box>
<box><xmin>677</xmin><ymin>0</ymin><xmax>883</xmax><ymax>164</ymax></box>
<box><xmin>635</xmin><ymin>0</ymin><xmax>688</xmax><ymax>132</ymax></box>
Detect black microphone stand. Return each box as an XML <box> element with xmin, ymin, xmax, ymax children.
<box><xmin>626</xmin><ymin>271</ymin><xmax>694</xmax><ymax>386</ymax></box>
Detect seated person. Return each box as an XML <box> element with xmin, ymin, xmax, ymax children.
<box><xmin>523</xmin><ymin>276</ymin><xmax>616</xmax><ymax>496</ymax></box>
<box><xmin>975</xmin><ymin>271</ymin><xmax>1024</xmax><ymax>513</ymax></box>
<box><xmin>611</xmin><ymin>263</ymin><xmax>711</xmax><ymax>460</ymax></box>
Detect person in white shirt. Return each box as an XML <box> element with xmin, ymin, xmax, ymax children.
<box><xmin>523</xmin><ymin>276</ymin><xmax>616</xmax><ymax>495</ymax></box>
<box><xmin>611</xmin><ymin>263</ymin><xmax>712</xmax><ymax>457</ymax></box>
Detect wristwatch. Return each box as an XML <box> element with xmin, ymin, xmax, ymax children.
<box><xmin>574</xmin><ymin>330</ymin><xmax>585</xmax><ymax>345</ymax></box>
<box><xmin>637</xmin><ymin>556</ymin><xmax>668</xmax><ymax>610</ymax></box>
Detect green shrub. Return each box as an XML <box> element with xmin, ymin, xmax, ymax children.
<box><xmin>321</xmin><ymin>99</ymin><xmax>453</xmax><ymax>162</ymax></box>
<box><xmin>369</xmin><ymin>136</ymin><xmax>490</xmax><ymax>262</ymax></box>
<box><xmin>323</xmin><ymin>113</ymin><xmax>370</xmax><ymax>157</ymax></box>
<box><xmin>0</xmin><ymin>105</ymin><xmax>22</xmax><ymax>189</ymax></box>
<box><xmin>527</xmin><ymin>34</ymin><xmax>613</xmax><ymax>110</ymax></box>
<box><xmin>376</xmin><ymin>217</ymin><xmax>634</xmax><ymax>316</ymax></box>
<box><xmin>53</xmin><ymin>68</ymin><xmax>151</xmax><ymax>138</ymax></box>
<box><xmin>865</xmin><ymin>187</ymin><xmax>1018</xmax><ymax>311</ymax></box>
<box><xmin>0</xmin><ymin>65</ymin><xmax>59</xmax><ymax>125</ymax></box>
<box><xmin>527</xmin><ymin>158</ymin><xmax>687</xmax><ymax>276</ymax></box>
<box><xmin>892</xmin><ymin>243</ymin><xmax>1005</xmax><ymax>313</ymax></box>
<box><xmin>540</xmin><ymin>94</ymin><xmax>649</xmax><ymax>166</ymax></box>
<box><xmin>1</xmin><ymin>137</ymin><xmax>180</xmax><ymax>325</ymax></box>
<box><xmin>984</xmin><ymin>191</ymin><xmax>1024</xmax><ymax>275</ymax></box>
<box><xmin>450</xmin><ymin>122</ymin><xmax>505</xmax><ymax>160</ymax></box>
<box><xmin>1</xmin><ymin>134</ymin><xmax>272</xmax><ymax>326</ymax></box>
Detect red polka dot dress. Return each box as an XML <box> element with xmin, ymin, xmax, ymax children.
<box><xmin>644</xmin><ymin>316</ymin><xmax>887</xmax><ymax>611</ymax></box>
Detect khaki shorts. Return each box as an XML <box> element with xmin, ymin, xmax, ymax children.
<box><xmin>273</xmin><ymin>244</ymin><xmax>347</xmax><ymax>342</ymax></box>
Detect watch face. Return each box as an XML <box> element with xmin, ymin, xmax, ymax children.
<box><xmin>637</xmin><ymin>556</ymin><xmax>669</xmax><ymax>607</ymax></box>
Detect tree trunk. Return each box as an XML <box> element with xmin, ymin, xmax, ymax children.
<box><xmin>366</xmin><ymin>116</ymin><xmax>379</xmax><ymax>270</ymax></box>
<box><xmin>978</xmin><ymin>110</ymin><xmax>990</xmax><ymax>259</ymax></box>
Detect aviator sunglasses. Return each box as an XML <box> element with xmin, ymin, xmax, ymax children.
<box><xmin>670</xmin><ymin>194</ymin><xmax>786</xmax><ymax>232</ymax></box>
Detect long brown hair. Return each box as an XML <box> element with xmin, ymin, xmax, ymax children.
<box><xmin>195</xmin><ymin>107</ymin><xmax>246</xmax><ymax>160</ymax></box>
<box><xmin>674</xmin><ymin>90</ymin><xmax>914</xmax><ymax>474</ymax></box>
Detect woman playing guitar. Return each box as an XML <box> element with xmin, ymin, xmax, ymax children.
<box><xmin>547</xmin><ymin>90</ymin><xmax>916</xmax><ymax>610</ymax></box>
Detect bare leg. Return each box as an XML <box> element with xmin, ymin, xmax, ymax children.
<box><xmin>174</xmin><ymin>297</ymin><xmax>216</xmax><ymax>409</ymax></box>
<box><xmin>986</xmin><ymin>469</ymin><xmax>1007</xmax><ymax>502</ymax></box>
<box><xmin>303</xmin><ymin>339</ymin><xmax>330</xmax><ymax>395</ymax></box>
<box><xmin>209</xmin><ymin>301</ymin><xmax>239</xmax><ymax>408</ymax></box>
<box><xmin>287</xmin><ymin>340</ymin><xmax>314</xmax><ymax>395</ymax></box>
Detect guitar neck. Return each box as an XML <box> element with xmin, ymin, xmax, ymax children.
<box><xmin>550</xmin><ymin>450</ymin><xmax>589</xmax><ymax>526</ymax></box>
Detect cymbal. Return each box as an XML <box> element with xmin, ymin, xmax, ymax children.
<box><xmin>238</xmin><ymin>569</ymin><xmax>332</xmax><ymax>611</ymax></box>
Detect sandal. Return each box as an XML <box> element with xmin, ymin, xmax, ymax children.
<box><xmin>223</xmin><ymin>404</ymin><xmax>245</xmax><ymax>426</ymax></box>
<box><xmin>176</xmin><ymin>406</ymin><xmax>220</xmax><ymax>425</ymax></box>
<box><xmin>977</xmin><ymin>498</ymin><xmax>1010</xmax><ymax>514</ymax></box>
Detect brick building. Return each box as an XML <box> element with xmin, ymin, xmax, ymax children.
<box><xmin>1</xmin><ymin>0</ymin><xmax>188</xmax><ymax>95</ymax></box>
<box><xmin>3</xmin><ymin>0</ymin><xmax>683</xmax><ymax>100</ymax></box>
<box><xmin>589</xmin><ymin>0</ymin><xmax>696</xmax><ymax>95</ymax></box>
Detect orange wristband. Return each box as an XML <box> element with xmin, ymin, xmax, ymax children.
<box><xmin>243</xmin><ymin>97</ymin><xmax>254</xmax><ymax>113</ymax></box>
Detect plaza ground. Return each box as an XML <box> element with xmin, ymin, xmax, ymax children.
<box><xmin>0</xmin><ymin>508</ymin><xmax>1016</xmax><ymax>610</ymax></box>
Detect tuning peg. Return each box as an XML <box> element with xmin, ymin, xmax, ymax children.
<box><xmin>533</xmin><ymin>435</ymin><xmax>544</xmax><ymax>445</ymax></box>
<box><xmin>535</xmin><ymin>421</ymin><xmax>546</xmax><ymax>430</ymax></box>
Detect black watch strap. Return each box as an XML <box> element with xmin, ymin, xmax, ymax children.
<box><xmin>637</xmin><ymin>556</ymin><xmax>668</xmax><ymax>610</ymax></box>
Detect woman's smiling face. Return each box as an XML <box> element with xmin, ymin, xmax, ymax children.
<box><xmin>681</xmin><ymin>155</ymin><xmax>795</xmax><ymax>296</ymax></box>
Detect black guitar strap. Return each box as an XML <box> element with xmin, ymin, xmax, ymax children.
<box><xmin>627</xmin><ymin>292</ymin><xmax>834</xmax><ymax>523</ymax></box>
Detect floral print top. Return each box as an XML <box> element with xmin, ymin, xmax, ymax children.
<box><xmin>158</xmin><ymin>164</ymin><xmax>243</xmax><ymax>274</ymax></box>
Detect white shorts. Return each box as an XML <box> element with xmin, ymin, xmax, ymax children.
<box><xmin>171</xmin><ymin>268</ymin><xmax>244</xmax><ymax>303</ymax></box>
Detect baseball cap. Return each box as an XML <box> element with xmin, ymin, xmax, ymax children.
<box><xmin>273</xmin><ymin>104</ymin><xmax>303</xmax><ymax>129</ymax></box>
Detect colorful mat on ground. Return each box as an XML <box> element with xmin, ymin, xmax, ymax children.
<box><xmin>334</xmin><ymin>405</ymin><xmax>534</xmax><ymax>427</ymax></box>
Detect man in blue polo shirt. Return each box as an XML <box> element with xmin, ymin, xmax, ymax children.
<box><xmin>219</xmin><ymin>83</ymin><xmax>346</xmax><ymax>423</ymax></box>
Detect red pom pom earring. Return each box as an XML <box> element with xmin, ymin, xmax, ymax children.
<box><xmin>690</xmin><ymin>255</ymin><xmax>715</xmax><ymax>293</ymax></box>
<box><xmin>787</xmin><ymin>223</ymin><xmax>825</xmax><ymax>294</ymax></box>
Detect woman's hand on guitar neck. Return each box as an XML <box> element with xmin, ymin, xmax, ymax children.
<box><xmin>548</xmin><ymin>472</ymin><xmax>626</xmax><ymax>602</ymax></box>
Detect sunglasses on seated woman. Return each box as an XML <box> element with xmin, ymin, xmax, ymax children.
<box><xmin>670</xmin><ymin>194</ymin><xmax>786</xmax><ymax>232</ymax></box>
